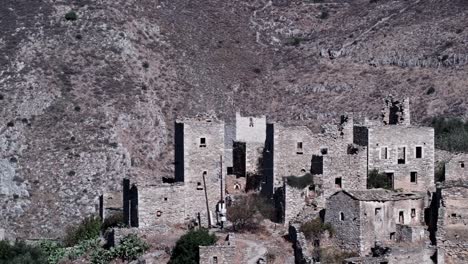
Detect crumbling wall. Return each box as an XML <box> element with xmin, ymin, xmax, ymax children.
<box><xmin>359</xmin><ymin>198</ymin><xmax>425</xmax><ymax>255</ymax></box>
<box><xmin>367</xmin><ymin>126</ymin><xmax>435</xmax><ymax>192</ymax></box>
<box><xmin>436</xmin><ymin>183</ymin><xmax>468</xmax><ymax>264</ymax></box>
<box><xmin>445</xmin><ymin>154</ymin><xmax>468</xmax><ymax>182</ymax></box>
<box><xmin>381</xmin><ymin>97</ymin><xmax>410</xmax><ymax>126</ymax></box>
<box><xmin>289</xmin><ymin>224</ymin><xmax>313</xmax><ymax>264</ymax></box>
<box><xmin>138</xmin><ymin>184</ymin><xmax>186</xmax><ymax>228</ymax></box>
<box><xmin>283</xmin><ymin>182</ymin><xmax>309</xmax><ymax>224</ymax></box>
<box><xmin>199</xmin><ymin>245</ymin><xmax>236</xmax><ymax>264</ymax></box>
<box><xmin>324</xmin><ymin>192</ymin><xmax>361</xmax><ymax>253</ymax></box>
<box><xmin>396</xmin><ymin>224</ymin><xmax>426</xmax><ymax>243</ymax></box>
<box><xmin>100</xmin><ymin>191</ymin><xmax>123</xmax><ymax>220</ymax></box>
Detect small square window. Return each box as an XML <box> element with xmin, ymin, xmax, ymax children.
<box><xmin>200</xmin><ymin>138</ymin><xmax>207</xmax><ymax>147</ymax></box>
<box><xmin>164</xmin><ymin>197</ymin><xmax>168</xmax><ymax>201</ymax></box>
<box><xmin>410</xmin><ymin>172</ymin><xmax>417</xmax><ymax>183</ymax></box>
<box><xmin>321</xmin><ymin>148</ymin><xmax>328</xmax><ymax>155</ymax></box>
<box><xmin>415</xmin><ymin>146</ymin><xmax>423</xmax><ymax>158</ymax></box>
<box><xmin>461</xmin><ymin>162</ymin><xmax>465</xmax><ymax>168</ymax></box>
<box><xmin>197</xmin><ymin>182</ymin><xmax>203</xmax><ymax>190</ymax></box>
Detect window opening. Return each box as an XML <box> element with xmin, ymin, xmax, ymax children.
<box><xmin>411</xmin><ymin>209</ymin><xmax>416</xmax><ymax>218</ymax></box>
<box><xmin>415</xmin><ymin>146</ymin><xmax>422</xmax><ymax>158</ymax></box>
<box><xmin>410</xmin><ymin>172</ymin><xmax>417</xmax><ymax>183</ymax></box>
<box><xmin>335</xmin><ymin>177</ymin><xmax>342</xmax><ymax>188</ymax></box>
<box><xmin>381</xmin><ymin>147</ymin><xmax>388</xmax><ymax>159</ymax></box>
<box><xmin>398</xmin><ymin>147</ymin><xmax>406</xmax><ymax>164</ymax></box>
<box><xmin>200</xmin><ymin>137</ymin><xmax>206</xmax><ymax>147</ymax></box>
<box><xmin>297</xmin><ymin>142</ymin><xmax>303</xmax><ymax>154</ymax></box>
<box><xmin>399</xmin><ymin>211</ymin><xmax>404</xmax><ymax>224</ymax></box>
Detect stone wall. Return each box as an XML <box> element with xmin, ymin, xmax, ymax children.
<box><xmin>273</xmin><ymin>117</ymin><xmax>365</xmax><ymax>206</ymax></box>
<box><xmin>138</xmin><ymin>184</ymin><xmax>186</xmax><ymax>228</ymax></box>
<box><xmin>359</xmin><ymin>198</ymin><xmax>425</xmax><ymax>254</ymax></box>
<box><xmin>324</xmin><ymin>191</ymin><xmax>361</xmax><ymax>253</ymax></box>
<box><xmin>199</xmin><ymin>245</ymin><xmax>236</xmax><ymax>264</ymax></box>
<box><xmin>180</xmin><ymin>118</ymin><xmax>225</xmax><ymax>226</ymax></box>
<box><xmin>283</xmin><ymin>181</ymin><xmax>309</xmax><ymax>224</ymax></box>
<box><xmin>235</xmin><ymin>112</ymin><xmax>266</xmax><ymax>175</ymax></box>
<box><xmin>396</xmin><ymin>224</ymin><xmax>426</xmax><ymax>243</ymax></box>
<box><xmin>445</xmin><ymin>153</ymin><xmax>468</xmax><ymax>181</ymax></box>
<box><xmin>100</xmin><ymin>191</ymin><xmax>123</xmax><ymax>220</ymax></box>
<box><xmin>436</xmin><ymin>182</ymin><xmax>468</xmax><ymax>264</ymax></box>
<box><xmin>367</xmin><ymin>126</ymin><xmax>435</xmax><ymax>192</ymax></box>
<box><xmin>288</xmin><ymin>224</ymin><xmax>313</xmax><ymax>264</ymax></box>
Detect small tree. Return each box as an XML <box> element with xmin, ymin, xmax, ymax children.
<box><xmin>227</xmin><ymin>195</ymin><xmax>258</xmax><ymax>231</ymax></box>
<box><xmin>169</xmin><ymin>229</ymin><xmax>216</xmax><ymax>264</ymax></box>
<box><xmin>367</xmin><ymin>169</ymin><xmax>392</xmax><ymax>190</ymax></box>
<box><xmin>300</xmin><ymin>218</ymin><xmax>334</xmax><ymax>241</ymax></box>
<box><xmin>63</xmin><ymin>215</ymin><xmax>101</xmax><ymax>247</ymax></box>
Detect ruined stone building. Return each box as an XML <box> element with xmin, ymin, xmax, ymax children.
<box><xmin>325</xmin><ymin>189</ymin><xmax>428</xmax><ymax>256</ymax></box>
<box><xmin>433</xmin><ymin>181</ymin><xmax>468</xmax><ymax>263</ymax></box>
<box><xmin>199</xmin><ymin>233</ymin><xmax>238</xmax><ymax>264</ymax></box>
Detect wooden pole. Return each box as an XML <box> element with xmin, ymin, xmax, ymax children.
<box><xmin>202</xmin><ymin>172</ymin><xmax>211</xmax><ymax>228</ymax></box>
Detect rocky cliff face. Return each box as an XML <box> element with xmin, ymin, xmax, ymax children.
<box><xmin>0</xmin><ymin>0</ymin><xmax>467</xmax><ymax>239</ymax></box>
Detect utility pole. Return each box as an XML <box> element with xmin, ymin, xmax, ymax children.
<box><xmin>202</xmin><ymin>171</ymin><xmax>211</xmax><ymax>228</ymax></box>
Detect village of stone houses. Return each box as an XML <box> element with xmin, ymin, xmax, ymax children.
<box><xmin>3</xmin><ymin>94</ymin><xmax>468</xmax><ymax>264</ymax></box>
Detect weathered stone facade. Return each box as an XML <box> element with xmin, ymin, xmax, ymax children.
<box><xmin>288</xmin><ymin>224</ymin><xmax>314</xmax><ymax>264</ymax></box>
<box><xmin>199</xmin><ymin>234</ymin><xmax>237</xmax><ymax>264</ymax></box>
<box><xmin>366</xmin><ymin>125</ymin><xmax>435</xmax><ymax>192</ymax></box>
<box><xmin>271</xmin><ymin>116</ymin><xmax>367</xmax><ymax>206</ymax></box>
<box><xmin>235</xmin><ymin>112</ymin><xmax>266</xmax><ymax>175</ymax></box>
<box><xmin>435</xmin><ymin>181</ymin><xmax>468</xmax><ymax>264</ymax></box>
<box><xmin>325</xmin><ymin>190</ymin><xmax>426</xmax><ymax>255</ymax></box>
<box><xmin>445</xmin><ymin>153</ymin><xmax>468</xmax><ymax>182</ymax></box>
<box><xmin>138</xmin><ymin>183</ymin><xmax>186</xmax><ymax>228</ymax></box>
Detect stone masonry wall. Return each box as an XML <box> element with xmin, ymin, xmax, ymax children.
<box><xmin>199</xmin><ymin>245</ymin><xmax>236</xmax><ymax>264</ymax></box>
<box><xmin>359</xmin><ymin>198</ymin><xmax>425</xmax><ymax>255</ymax></box>
<box><xmin>235</xmin><ymin>112</ymin><xmax>266</xmax><ymax>175</ymax></box>
<box><xmin>367</xmin><ymin>126</ymin><xmax>435</xmax><ymax>192</ymax></box>
<box><xmin>284</xmin><ymin>182</ymin><xmax>309</xmax><ymax>224</ymax></box>
<box><xmin>324</xmin><ymin>192</ymin><xmax>361</xmax><ymax>253</ymax></box>
<box><xmin>436</xmin><ymin>184</ymin><xmax>468</xmax><ymax>264</ymax></box>
<box><xmin>138</xmin><ymin>183</ymin><xmax>186</xmax><ymax>228</ymax></box>
<box><xmin>181</xmin><ymin>118</ymin><xmax>225</xmax><ymax>226</ymax></box>
<box><xmin>289</xmin><ymin>223</ymin><xmax>313</xmax><ymax>264</ymax></box>
<box><xmin>445</xmin><ymin>154</ymin><xmax>468</xmax><ymax>182</ymax></box>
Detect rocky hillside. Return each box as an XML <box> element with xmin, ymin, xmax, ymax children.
<box><xmin>0</xmin><ymin>0</ymin><xmax>467</xmax><ymax>239</ymax></box>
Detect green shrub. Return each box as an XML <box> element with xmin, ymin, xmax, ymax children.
<box><xmin>169</xmin><ymin>229</ymin><xmax>216</xmax><ymax>264</ymax></box>
<box><xmin>63</xmin><ymin>215</ymin><xmax>101</xmax><ymax>246</ymax></box>
<box><xmin>300</xmin><ymin>218</ymin><xmax>334</xmax><ymax>240</ymax></box>
<box><xmin>90</xmin><ymin>234</ymin><xmax>148</xmax><ymax>264</ymax></box>
<box><xmin>367</xmin><ymin>169</ymin><xmax>392</xmax><ymax>190</ymax></box>
<box><xmin>430</xmin><ymin>117</ymin><xmax>468</xmax><ymax>153</ymax></box>
<box><xmin>101</xmin><ymin>212</ymin><xmax>125</xmax><ymax>231</ymax></box>
<box><xmin>286</xmin><ymin>173</ymin><xmax>314</xmax><ymax>189</ymax></box>
<box><xmin>65</xmin><ymin>11</ymin><xmax>78</xmax><ymax>21</ymax></box>
<box><xmin>0</xmin><ymin>240</ymin><xmax>48</xmax><ymax>264</ymax></box>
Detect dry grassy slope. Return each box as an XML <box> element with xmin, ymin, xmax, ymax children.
<box><xmin>0</xmin><ymin>0</ymin><xmax>466</xmax><ymax>238</ymax></box>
